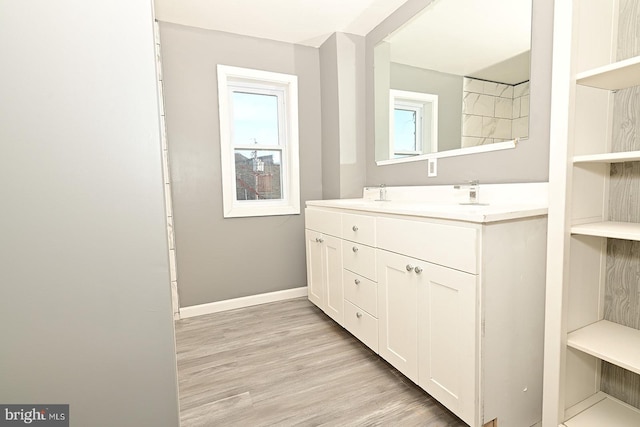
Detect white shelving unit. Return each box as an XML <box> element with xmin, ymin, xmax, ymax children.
<box><xmin>571</xmin><ymin>222</ymin><xmax>640</xmax><ymax>241</ymax></box>
<box><xmin>565</xmin><ymin>393</ymin><xmax>640</xmax><ymax>427</ymax></box>
<box><xmin>575</xmin><ymin>55</ymin><xmax>640</xmax><ymax>90</ymax></box>
<box><xmin>573</xmin><ymin>151</ymin><xmax>640</xmax><ymax>164</ymax></box>
<box><xmin>567</xmin><ymin>321</ymin><xmax>640</xmax><ymax>376</ymax></box>
<box><xmin>544</xmin><ymin>1</ymin><xmax>640</xmax><ymax>426</ymax></box>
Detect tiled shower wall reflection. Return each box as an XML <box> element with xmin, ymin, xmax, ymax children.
<box><xmin>461</xmin><ymin>77</ymin><xmax>529</xmax><ymax>148</ymax></box>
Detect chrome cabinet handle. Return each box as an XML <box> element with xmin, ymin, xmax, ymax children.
<box><xmin>414</xmin><ymin>266</ymin><xmax>423</xmax><ymax>274</ymax></box>
<box><xmin>354</xmin><ymin>279</ymin><xmax>360</xmax><ymax>285</ymax></box>
<box><xmin>356</xmin><ymin>312</ymin><xmax>363</xmax><ymax>318</ymax></box>
<box><xmin>352</xmin><ymin>246</ymin><xmax>358</xmax><ymax>253</ymax></box>
<box><xmin>352</xmin><ymin>225</ymin><xmax>358</xmax><ymax>232</ymax></box>
<box><xmin>318</xmin><ymin>238</ymin><xmax>324</xmax><ymax>243</ymax></box>
<box><xmin>406</xmin><ymin>264</ymin><xmax>414</xmax><ymax>272</ymax></box>
<box><xmin>315</xmin><ymin>237</ymin><xmax>319</xmax><ymax>242</ymax></box>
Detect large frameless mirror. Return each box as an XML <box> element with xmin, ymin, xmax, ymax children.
<box><xmin>374</xmin><ymin>0</ymin><xmax>532</xmax><ymax>165</ymax></box>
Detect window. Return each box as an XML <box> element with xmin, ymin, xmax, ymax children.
<box><xmin>389</xmin><ymin>89</ymin><xmax>438</xmax><ymax>158</ymax></box>
<box><xmin>217</xmin><ymin>65</ymin><xmax>300</xmax><ymax>218</ymax></box>
<box><xmin>393</xmin><ymin>102</ymin><xmax>423</xmax><ymax>157</ymax></box>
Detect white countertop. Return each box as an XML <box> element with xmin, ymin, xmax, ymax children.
<box><xmin>305</xmin><ymin>183</ymin><xmax>549</xmax><ymax>224</ymax></box>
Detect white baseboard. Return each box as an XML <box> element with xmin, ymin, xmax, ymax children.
<box><xmin>178</xmin><ymin>286</ymin><xmax>308</xmax><ymax>319</ymax></box>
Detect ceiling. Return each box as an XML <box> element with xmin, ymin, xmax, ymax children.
<box><xmin>154</xmin><ymin>0</ymin><xmax>410</xmax><ymax>47</ymax></box>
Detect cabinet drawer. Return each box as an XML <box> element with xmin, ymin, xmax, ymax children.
<box><xmin>377</xmin><ymin>217</ymin><xmax>478</xmax><ymax>274</ymax></box>
<box><xmin>342</xmin><ymin>213</ymin><xmax>376</xmax><ymax>246</ymax></box>
<box><xmin>342</xmin><ymin>241</ymin><xmax>376</xmax><ymax>281</ymax></box>
<box><xmin>305</xmin><ymin>208</ymin><xmax>341</xmax><ymax>237</ymax></box>
<box><xmin>344</xmin><ymin>300</ymin><xmax>378</xmax><ymax>353</ymax></box>
<box><xmin>343</xmin><ymin>269</ymin><xmax>377</xmax><ymax>317</ymax></box>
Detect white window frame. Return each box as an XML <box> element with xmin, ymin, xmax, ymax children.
<box><xmin>389</xmin><ymin>89</ymin><xmax>438</xmax><ymax>159</ymax></box>
<box><xmin>217</xmin><ymin>65</ymin><xmax>300</xmax><ymax>218</ymax></box>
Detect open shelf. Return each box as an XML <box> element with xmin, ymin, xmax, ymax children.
<box><xmin>567</xmin><ymin>320</ymin><xmax>640</xmax><ymax>375</ymax></box>
<box><xmin>564</xmin><ymin>392</ymin><xmax>640</xmax><ymax>426</ymax></box>
<box><xmin>573</xmin><ymin>150</ymin><xmax>640</xmax><ymax>164</ymax></box>
<box><xmin>576</xmin><ymin>55</ymin><xmax>640</xmax><ymax>90</ymax></box>
<box><xmin>571</xmin><ymin>221</ymin><xmax>640</xmax><ymax>241</ymax></box>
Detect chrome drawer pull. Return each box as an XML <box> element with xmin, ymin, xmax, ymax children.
<box><xmin>406</xmin><ymin>264</ymin><xmax>414</xmax><ymax>272</ymax></box>
<box><xmin>352</xmin><ymin>246</ymin><xmax>358</xmax><ymax>253</ymax></box>
<box><xmin>354</xmin><ymin>279</ymin><xmax>360</xmax><ymax>285</ymax></box>
<box><xmin>352</xmin><ymin>225</ymin><xmax>358</xmax><ymax>232</ymax></box>
<box><xmin>356</xmin><ymin>312</ymin><xmax>363</xmax><ymax>319</ymax></box>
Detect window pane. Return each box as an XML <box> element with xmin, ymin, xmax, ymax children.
<box><xmin>232</xmin><ymin>91</ymin><xmax>279</xmax><ymax>146</ymax></box>
<box><xmin>394</xmin><ymin>108</ymin><xmax>417</xmax><ymax>155</ymax></box>
<box><xmin>235</xmin><ymin>149</ymin><xmax>282</xmax><ymax>200</ymax></box>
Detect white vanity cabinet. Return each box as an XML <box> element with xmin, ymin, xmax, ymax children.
<box><xmin>377</xmin><ymin>249</ymin><xmax>420</xmax><ymax>382</ymax></box>
<box><xmin>377</xmin><ymin>248</ymin><xmax>477</xmax><ymax>424</ymax></box>
<box><xmin>377</xmin><ymin>217</ymin><xmax>478</xmax><ymax>425</ymax></box>
<box><xmin>418</xmin><ymin>261</ymin><xmax>476</xmax><ymax>422</ymax></box>
<box><xmin>343</xmin><ymin>269</ymin><xmax>378</xmax><ymax>351</ymax></box>
<box><xmin>305</xmin><ymin>209</ymin><xmax>344</xmax><ymax>325</ymax></box>
<box><xmin>339</xmin><ymin>212</ymin><xmax>379</xmax><ymax>352</ymax></box>
<box><xmin>304</xmin><ymin>189</ymin><xmax>548</xmax><ymax>427</ymax></box>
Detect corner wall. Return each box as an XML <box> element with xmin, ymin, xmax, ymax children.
<box><xmin>320</xmin><ymin>32</ymin><xmax>367</xmax><ymax>199</ymax></box>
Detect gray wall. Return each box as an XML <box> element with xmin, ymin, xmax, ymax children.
<box><xmin>365</xmin><ymin>0</ymin><xmax>553</xmax><ymax>186</ymax></box>
<box><xmin>390</xmin><ymin>63</ymin><xmax>463</xmax><ymax>153</ymax></box>
<box><xmin>336</xmin><ymin>33</ymin><xmax>368</xmax><ymax>199</ymax></box>
<box><xmin>320</xmin><ymin>33</ymin><xmax>342</xmax><ymax>199</ymax></box>
<box><xmin>375</xmin><ymin>58</ymin><xmax>462</xmax><ymax>159</ymax></box>
<box><xmin>320</xmin><ymin>32</ymin><xmax>367</xmax><ymax>200</ymax></box>
<box><xmin>159</xmin><ymin>23</ymin><xmax>323</xmax><ymax>307</ymax></box>
<box><xmin>0</xmin><ymin>1</ymin><xmax>180</xmax><ymax>426</ymax></box>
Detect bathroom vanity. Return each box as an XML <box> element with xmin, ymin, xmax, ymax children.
<box><xmin>305</xmin><ymin>183</ymin><xmax>548</xmax><ymax>427</ymax></box>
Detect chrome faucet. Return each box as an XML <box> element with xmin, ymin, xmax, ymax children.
<box><xmin>377</xmin><ymin>184</ymin><xmax>387</xmax><ymax>201</ymax></box>
<box><xmin>454</xmin><ymin>180</ymin><xmax>480</xmax><ymax>204</ymax></box>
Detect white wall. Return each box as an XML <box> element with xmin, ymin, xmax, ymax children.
<box><xmin>0</xmin><ymin>1</ymin><xmax>180</xmax><ymax>425</ymax></box>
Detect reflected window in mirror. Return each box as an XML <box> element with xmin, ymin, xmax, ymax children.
<box><xmin>393</xmin><ymin>108</ymin><xmax>420</xmax><ymax>157</ymax></box>
<box><xmin>390</xmin><ymin>89</ymin><xmax>438</xmax><ymax>158</ymax></box>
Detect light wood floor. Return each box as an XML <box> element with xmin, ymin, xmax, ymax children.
<box><xmin>175</xmin><ymin>297</ymin><xmax>467</xmax><ymax>426</ymax></box>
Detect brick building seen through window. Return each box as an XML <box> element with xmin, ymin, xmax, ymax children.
<box><xmin>235</xmin><ymin>150</ymin><xmax>282</xmax><ymax>200</ymax></box>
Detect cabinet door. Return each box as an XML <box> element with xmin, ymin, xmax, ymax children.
<box><xmin>377</xmin><ymin>249</ymin><xmax>418</xmax><ymax>382</ymax></box>
<box><xmin>305</xmin><ymin>229</ymin><xmax>324</xmax><ymax>308</ymax></box>
<box><xmin>418</xmin><ymin>263</ymin><xmax>477</xmax><ymax>426</ymax></box>
<box><xmin>322</xmin><ymin>234</ymin><xmax>343</xmax><ymax>325</ymax></box>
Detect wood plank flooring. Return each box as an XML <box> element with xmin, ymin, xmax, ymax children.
<box><xmin>175</xmin><ymin>297</ymin><xmax>467</xmax><ymax>426</ymax></box>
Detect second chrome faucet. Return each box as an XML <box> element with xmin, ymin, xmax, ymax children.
<box><xmin>454</xmin><ymin>180</ymin><xmax>480</xmax><ymax>204</ymax></box>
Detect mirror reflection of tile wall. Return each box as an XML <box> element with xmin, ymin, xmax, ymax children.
<box><xmin>461</xmin><ymin>77</ymin><xmax>529</xmax><ymax>148</ymax></box>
